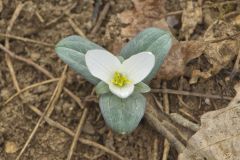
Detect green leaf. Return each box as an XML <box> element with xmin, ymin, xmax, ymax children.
<box><xmin>120</xmin><ymin>28</ymin><xmax>172</xmax><ymax>83</ymax></box>
<box><xmin>99</xmin><ymin>93</ymin><xmax>146</xmax><ymax>134</ymax></box>
<box><xmin>95</xmin><ymin>81</ymin><xmax>110</xmax><ymax>95</ymax></box>
<box><xmin>56</xmin><ymin>35</ymin><xmax>104</xmax><ymax>54</ymax></box>
<box><xmin>117</xmin><ymin>56</ymin><xmax>124</xmax><ymax>63</ymax></box>
<box><xmin>134</xmin><ymin>82</ymin><xmax>151</xmax><ymax>93</ymax></box>
<box><xmin>55</xmin><ymin>35</ymin><xmax>105</xmax><ymax>85</ymax></box>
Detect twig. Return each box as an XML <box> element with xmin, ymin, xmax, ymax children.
<box><xmin>152</xmin><ymin>138</ymin><xmax>158</xmax><ymax>160</ymax></box>
<box><xmin>145</xmin><ymin>108</ymin><xmax>186</xmax><ymax>153</ymax></box>
<box><xmin>67</xmin><ymin>107</ymin><xmax>89</xmax><ymax>160</ymax></box>
<box><xmin>152</xmin><ymin>88</ymin><xmax>233</xmax><ymax>100</ymax></box>
<box><xmin>162</xmin><ymin>82</ymin><xmax>170</xmax><ymax>114</ymax></box>
<box><xmin>179</xmin><ymin>108</ymin><xmax>199</xmax><ymax>123</ymax></box>
<box><xmin>0</xmin><ymin>44</ymin><xmax>84</xmax><ymax>109</ymax></box>
<box><xmin>46</xmin><ymin>65</ymin><xmax>68</xmax><ymax>117</ymax></box>
<box><xmin>4</xmin><ymin>78</ymin><xmax>59</xmax><ymax>105</ymax></box>
<box><xmin>206</xmin><ymin>32</ymin><xmax>240</xmax><ymax>43</ymax></box>
<box><xmin>5</xmin><ymin>3</ymin><xmax>24</xmax><ymax>92</ymax></box>
<box><xmin>152</xmin><ymin>95</ymin><xmax>163</xmax><ymax>111</ymax></box>
<box><xmin>164</xmin><ymin>0</ymin><xmax>240</xmax><ymax>17</ymax></box>
<box><xmin>15</xmin><ymin>72</ymin><xmax>64</xmax><ymax>160</ymax></box>
<box><xmin>35</xmin><ymin>11</ymin><xmax>45</xmax><ymax>23</ymax></box>
<box><xmin>170</xmin><ymin>113</ymin><xmax>200</xmax><ymax>132</ymax></box>
<box><xmin>0</xmin><ymin>33</ymin><xmax>54</xmax><ymax>47</ymax></box>
<box><xmin>92</xmin><ymin>0</ymin><xmax>102</xmax><ymax>23</ymax></box>
<box><xmin>28</xmin><ymin>105</ymin><xmax>126</xmax><ymax>160</ymax></box>
<box><xmin>162</xmin><ymin>82</ymin><xmax>170</xmax><ymax>160</ymax></box>
<box><xmin>91</xmin><ymin>3</ymin><xmax>110</xmax><ymax>35</ymax></box>
<box><xmin>177</xmin><ymin>77</ymin><xmax>193</xmax><ymax>110</ymax></box>
<box><xmin>67</xmin><ymin>18</ymin><xmax>86</xmax><ymax>37</ymax></box>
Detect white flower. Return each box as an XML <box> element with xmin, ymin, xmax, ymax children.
<box><xmin>85</xmin><ymin>49</ymin><xmax>155</xmax><ymax>98</ymax></box>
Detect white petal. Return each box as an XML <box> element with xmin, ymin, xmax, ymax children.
<box><xmin>121</xmin><ymin>52</ymin><xmax>155</xmax><ymax>84</ymax></box>
<box><xmin>85</xmin><ymin>49</ymin><xmax>121</xmax><ymax>83</ymax></box>
<box><xmin>109</xmin><ymin>83</ymin><xmax>134</xmax><ymax>99</ymax></box>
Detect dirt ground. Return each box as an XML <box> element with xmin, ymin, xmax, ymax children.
<box><xmin>0</xmin><ymin>0</ymin><xmax>239</xmax><ymax>160</ymax></box>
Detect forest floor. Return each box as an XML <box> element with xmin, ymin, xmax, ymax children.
<box><xmin>0</xmin><ymin>0</ymin><xmax>239</xmax><ymax>160</ymax></box>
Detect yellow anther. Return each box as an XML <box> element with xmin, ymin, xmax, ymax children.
<box><xmin>111</xmin><ymin>72</ymin><xmax>130</xmax><ymax>87</ymax></box>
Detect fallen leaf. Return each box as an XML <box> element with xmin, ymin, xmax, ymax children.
<box><xmin>189</xmin><ymin>21</ymin><xmax>238</xmax><ymax>83</ymax></box>
<box><xmin>180</xmin><ymin>1</ymin><xmax>202</xmax><ymax>39</ymax></box>
<box><xmin>117</xmin><ymin>0</ymin><xmax>167</xmax><ymax>38</ymax></box>
<box><xmin>157</xmin><ymin>41</ymin><xmax>206</xmax><ymax>80</ymax></box>
<box><xmin>178</xmin><ymin>84</ymin><xmax>240</xmax><ymax>160</ymax></box>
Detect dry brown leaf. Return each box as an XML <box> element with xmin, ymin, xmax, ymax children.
<box><xmin>157</xmin><ymin>41</ymin><xmax>206</xmax><ymax>80</ymax></box>
<box><xmin>178</xmin><ymin>83</ymin><xmax>240</xmax><ymax>160</ymax></box>
<box><xmin>190</xmin><ymin>21</ymin><xmax>238</xmax><ymax>83</ymax></box>
<box><xmin>180</xmin><ymin>1</ymin><xmax>202</xmax><ymax>39</ymax></box>
<box><xmin>117</xmin><ymin>0</ymin><xmax>167</xmax><ymax>38</ymax></box>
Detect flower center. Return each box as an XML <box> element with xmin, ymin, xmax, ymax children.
<box><xmin>111</xmin><ymin>72</ymin><xmax>130</xmax><ymax>87</ymax></box>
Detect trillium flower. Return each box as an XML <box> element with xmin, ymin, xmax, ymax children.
<box><xmin>85</xmin><ymin>49</ymin><xmax>155</xmax><ymax>98</ymax></box>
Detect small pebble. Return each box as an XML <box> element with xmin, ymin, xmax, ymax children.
<box><xmin>4</xmin><ymin>141</ymin><xmax>18</xmax><ymax>154</ymax></box>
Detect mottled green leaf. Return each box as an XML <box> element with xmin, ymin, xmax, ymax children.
<box><xmin>134</xmin><ymin>82</ymin><xmax>151</xmax><ymax>93</ymax></box>
<box><xmin>55</xmin><ymin>35</ymin><xmax>105</xmax><ymax>84</ymax></box>
<box><xmin>99</xmin><ymin>93</ymin><xmax>146</xmax><ymax>134</ymax></box>
<box><xmin>120</xmin><ymin>28</ymin><xmax>172</xmax><ymax>82</ymax></box>
<box><xmin>95</xmin><ymin>81</ymin><xmax>110</xmax><ymax>95</ymax></box>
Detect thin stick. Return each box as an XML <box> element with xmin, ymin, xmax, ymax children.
<box><xmin>152</xmin><ymin>138</ymin><xmax>158</xmax><ymax>160</ymax></box>
<box><xmin>4</xmin><ymin>78</ymin><xmax>59</xmax><ymax>105</ymax></box>
<box><xmin>145</xmin><ymin>109</ymin><xmax>186</xmax><ymax>153</ymax></box>
<box><xmin>0</xmin><ymin>44</ymin><xmax>84</xmax><ymax>109</ymax></box>
<box><xmin>28</xmin><ymin>105</ymin><xmax>126</xmax><ymax>160</ymax></box>
<box><xmin>68</xmin><ymin>18</ymin><xmax>86</xmax><ymax>37</ymax></box>
<box><xmin>67</xmin><ymin>108</ymin><xmax>89</xmax><ymax>160</ymax></box>
<box><xmin>35</xmin><ymin>11</ymin><xmax>45</xmax><ymax>23</ymax></box>
<box><xmin>162</xmin><ymin>82</ymin><xmax>170</xmax><ymax>160</ymax></box>
<box><xmin>179</xmin><ymin>108</ymin><xmax>199</xmax><ymax>123</ymax></box>
<box><xmin>206</xmin><ymin>32</ymin><xmax>240</xmax><ymax>43</ymax></box>
<box><xmin>152</xmin><ymin>88</ymin><xmax>233</xmax><ymax>100</ymax></box>
<box><xmin>46</xmin><ymin>65</ymin><xmax>68</xmax><ymax>117</ymax></box>
<box><xmin>91</xmin><ymin>3</ymin><xmax>110</xmax><ymax>35</ymax></box>
<box><xmin>16</xmin><ymin>66</ymin><xmax>68</xmax><ymax>160</ymax></box>
<box><xmin>170</xmin><ymin>113</ymin><xmax>200</xmax><ymax>132</ymax></box>
<box><xmin>5</xmin><ymin>3</ymin><xmax>24</xmax><ymax>92</ymax></box>
<box><xmin>165</xmin><ymin>0</ymin><xmax>240</xmax><ymax>17</ymax></box>
<box><xmin>0</xmin><ymin>33</ymin><xmax>54</xmax><ymax>47</ymax></box>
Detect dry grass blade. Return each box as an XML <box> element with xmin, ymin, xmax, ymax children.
<box><xmin>91</xmin><ymin>3</ymin><xmax>110</xmax><ymax>35</ymax></box>
<box><xmin>28</xmin><ymin>105</ymin><xmax>126</xmax><ymax>160</ymax></box>
<box><xmin>67</xmin><ymin>107</ymin><xmax>88</xmax><ymax>160</ymax></box>
<box><xmin>0</xmin><ymin>33</ymin><xmax>54</xmax><ymax>47</ymax></box>
<box><xmin>4</xmin><ymin>78</ymin><xmax>59</xmax><ymax>105</ymax></box>
<box><xmin>4</xmin><ymin>3</ymin><xmax>24</xmax><ymax>92</ymax></box>
<box><xmin>152</xmin><ymin>138</ymin><xmax>158</xmax><ymax>160</ymax></box>
<box><xmin>152</xmin><ymin>88</ymin><xmax>233</xmax><ymax>100</ymax></box>
<box><xmin>162</xmin><ymin>82</ymin><xmax>170</xmax><ymax>160</ymax></box>
<box><xmin>16</xmin><ymin>65</ymin><xmax>68</xmax><ymax>160</ymax></box>
<box><xmin>145</xmin><ymin>108</ymin><xmax>186</xmax><ymax>153</ymax></box>
<box><xmin>68</xmin><ymin>18</ymin><xmax>86</xmax><ymax>38</ymax></box>
<box><xmin>0</xmin><ymin>44</ymin><xmax>84</xmax><ymax>109</ymax></box>
<box><xmin>170</xmin><ymin>113</ymin><xmax>200</xmax><ymax>132</ymax></box>
<box><xmin>46</xmin><ymin>65</ymin><xmax>68</xmax><ymax>117</ymax></box>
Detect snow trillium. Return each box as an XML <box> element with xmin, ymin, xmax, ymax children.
<box><xmin>85</xmin><ymin>49</ymin><xmax>155</xmax><ymax>98</ymax></box>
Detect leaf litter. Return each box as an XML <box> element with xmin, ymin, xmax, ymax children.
<box><xmin>0</xmin><ymin>0</ymin><xmax>240</xmax><ymax>159</ymax></box>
